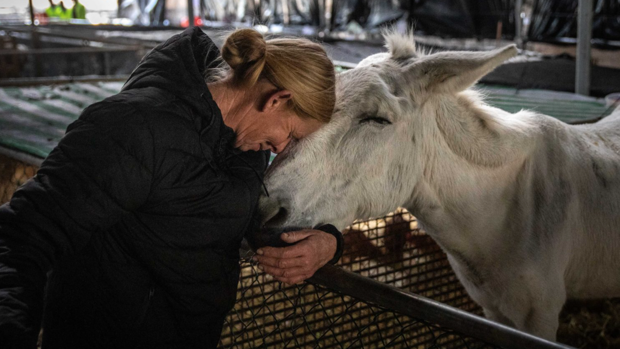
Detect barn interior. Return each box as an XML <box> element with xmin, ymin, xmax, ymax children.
<box><xmin>1</xmin><ymin>1</ymin><xmax>619</xmax><ymax>348</ymax></box>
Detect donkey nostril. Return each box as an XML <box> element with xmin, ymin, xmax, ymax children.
<box><xmin>273</xmin><ymin>207</ymin><xmax>288</xmax><ymax>221</ymax></box>
<box><xmin>264</xmin><ymin>207</ymin><xmax>289</xmax><ymax>228</ymax></box>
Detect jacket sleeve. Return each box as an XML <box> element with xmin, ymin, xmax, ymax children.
<box><xmin>0</xmin><ymin>101</ymin><xmax>153</xmax><ymax>348</ymax></box>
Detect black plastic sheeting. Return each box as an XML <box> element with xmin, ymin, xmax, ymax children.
<box><xmin>331</xmin><ymin>0</ymin><xmax>516</xmax><ymax>39</ymax></box>
<box><xmin>481</xmin><ymin>55</ymin><xmax>620</xmax><ymax>97</ymax></box>
<box><xmin>118</xmin><ymin>0</ymin><xmax>167</xmax><ymax>26</ymax></box>
<box><xmin>529</xmin><ymin>0</ymin><xmax>620</xmax><ymax>42</ymax></box>
<box><xmin>117</xmin><ymin>1</ymin><xmax>516</xmax><ymax>39</ymax></box>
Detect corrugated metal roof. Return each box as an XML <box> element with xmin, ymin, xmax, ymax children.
<box><xmin>0</xmin><ymin>81</ymin><xmax>614</xmax><ymax>162</ymax></box>
<box><xmin>0</xmin><ymin>82</ymin><xmax>122</xmax><ymax>160</ymax></box>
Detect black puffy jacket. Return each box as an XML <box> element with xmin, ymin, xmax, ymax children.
<box><xmin>0</xmin><ymin>28</ymin><xmax>268</xmax><ymax>349</ymax></box>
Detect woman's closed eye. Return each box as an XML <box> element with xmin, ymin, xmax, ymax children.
<box><xmin>288</xmin><ymin>132</ymin><xmax>299</xmax><ymax>142</ymax></box>
<box><xmin>359</xmin><ymin>116</ymin><xmax>392</xmax><ymax>125</ymax></box>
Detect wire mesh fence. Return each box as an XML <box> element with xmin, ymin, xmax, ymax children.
<box><xmin>220</xmin><ymin>247</ymin><xmax>494</xmax><ymax>349</ymax></box>
<box><xmin>338</xmin><ymin>209</ymin><xmax>480</xmax><ymax>313</ymax></box>
<box><xmin>0</xmin><ymin>153</ymin><xmax>571</xmax><ymax>349</ymax></box>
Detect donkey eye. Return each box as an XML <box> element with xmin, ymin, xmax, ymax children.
<box><xmin>359</xmin><ymin>116</ymin><xmax>392</xmax><ymax>125</ymax></box>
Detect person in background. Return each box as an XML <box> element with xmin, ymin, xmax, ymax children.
<box><xmin>0</xmin><ymin>27</ymin><xmax>341</xmax><ymax>349</ymax></box>
<box><xmin>71</xmin><ymin>0</ymin><xmax>86</xmax><ymax>20</ymax></box>
<box><xmin>57</xmin><ymin>1</ymin><xmax>71</xmax><ymax>21</ymax></box>
<box><xmin>44</xmin><ymin>0</ymin><xmax>60</xmax><ymax>18</ymax></box>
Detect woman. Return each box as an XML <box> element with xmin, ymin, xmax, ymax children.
<box><xmin>0</xmin><ymin>27</ymin><xmax>340</xmax><ymax>348</ymax></box>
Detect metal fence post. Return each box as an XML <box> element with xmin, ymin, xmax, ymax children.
<box><xmin>28</xmin><ymin>0</ymin><xmax>42</xmax><ymax>77</ymax></box>
<box><xmin>187</xmin><ymin>0</ymin><xmax>195</xmax><ymax>28</ymax></box>
<box><xmin>515</xmin><ymin>0</ymin><xmax>523</xmax><ymax>48</ymax></box>
<box><xmin>576</xmin><ymin>0</ymin><xmax>592</xmax><ymax>96</ymax></box>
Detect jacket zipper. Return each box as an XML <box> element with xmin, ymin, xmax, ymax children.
<box><xmin>138</xmin><ymin>287</ymin><xmax>155</xmax><ymax>327</ymax></box>
<box><xmin>134</xmin><ymin>287</ymin><xmax>155</xmax><ymax>349</ymax></box>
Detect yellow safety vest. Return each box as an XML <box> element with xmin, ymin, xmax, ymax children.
<box><xmin>72</xmin><ymin>3</ymin><xmax>86</xmax><ymax>20</ymax></box>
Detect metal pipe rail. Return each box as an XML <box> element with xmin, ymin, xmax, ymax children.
<box><xmin>0</xmin><ymin>47</ymin><xmax>144</xmax><ymax>56</ymax></box>
<box><xmin>308</xmin><ymin>264</ymin><xmax>574</xmax><ymax>349</ymax></box>
<box><xmin>0</xmin><ymin>75</ymin><xmax>127</xmax><ymax>87</ymax></box>
<box><xmin>0</xmin><ymin>25</ymin><xmax>158</xmax><ymax>49</ymax></box>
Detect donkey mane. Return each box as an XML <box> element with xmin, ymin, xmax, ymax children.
<box><xmin>384</xmin><ymin>30</ymin><xmax>423</xmax><ymax>61</ymax></box>
<box><xmin>458</xmin><ymin>89</ymin><xmax>537</xmax><ymax>137</ymax></box>
<box><xmin>384</xmin><ymin>30</ymin><xmax>536</xmax><ymax>168</ymax></box>
<box><xmin>437</xmin><ymin>90</ymin><xmax>537</xmax><ymax>168</ymax></box>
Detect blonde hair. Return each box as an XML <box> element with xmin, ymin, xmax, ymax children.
<box><xmin>218</xmin><ymin>29</ymin><xmax>335</xmax><ymax>123</ymax></box>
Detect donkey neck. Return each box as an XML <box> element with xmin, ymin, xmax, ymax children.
<box><xmin>431</xmin><ymin>91</ymin><xmax>533</xmax><ymax>168</ymax></box>
<box><xmin>404</xmin><ymin>92</ymin><xmax>536</xmax><ymax>253</ymax></box>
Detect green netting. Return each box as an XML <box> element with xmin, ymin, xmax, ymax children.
<box><xmin>0</xmin><ymin>79</ymin><xmax>614</xmax><ymax>161</ymax></box>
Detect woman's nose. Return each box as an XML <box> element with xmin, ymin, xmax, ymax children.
<box><xmin>271</xmin><ymin>138</ymin><xmax>292</xmax><ymax>154</ymax></box>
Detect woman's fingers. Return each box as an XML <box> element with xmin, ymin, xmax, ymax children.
<box><xmin>274</xmin><ymin>275</ymin><xmax>309</xmax><ymax>285</ymax></box>
<box><xmin>279</xmin><ymin>230</ymin><xmax>313</xmax><ymax>243</ymax></box>
<box><xmin>253</xmin><ymin>229</ymin><xmax>338</xmax><ymax>284</ymax></box>
<box><xmin>254</xmin><ymin>255</ymin><xmax>310</xmax><ymax>269</ymax></box>
<box><xmin>257</xmin><ymin>241</ymin><xmax>306</xmax><ymax>259</ymax></box>
<box><xmin>259</xmin><ymin>264</ymin><xmax>306</xmax><ymax>279</ymax></box>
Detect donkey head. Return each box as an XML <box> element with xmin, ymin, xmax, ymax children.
<box><xmin>258</xmin><ymin>32</ymin><xmax>517</xmax><ymax>230</ymax></box>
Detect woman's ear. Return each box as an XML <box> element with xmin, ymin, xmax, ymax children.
<box><xmin>262</xmin><ymin>90</ymin><xmax>293</xmax><ymax>112</ymax></box>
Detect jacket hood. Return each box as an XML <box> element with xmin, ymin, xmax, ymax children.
<box><xmin>122</xmin><ymin>27</ymin><xmax>221</xmax><ymax>111</ymax></box>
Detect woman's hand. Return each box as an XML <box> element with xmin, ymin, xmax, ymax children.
<box><xmin>253</xmin><ymin>230</ymin><xmax>337</xmax><ymax>284</ymax></box>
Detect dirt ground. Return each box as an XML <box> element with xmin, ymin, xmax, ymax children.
<box><xmin>558</xmin><ymin>298</ymin><xmax>620</xmax><ymax>348</ymax></box>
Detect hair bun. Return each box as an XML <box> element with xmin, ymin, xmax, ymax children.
<box><xmin>221</xmin><ymin>29</ymin><xmax>267</xmax><ymax>71</ymax></box>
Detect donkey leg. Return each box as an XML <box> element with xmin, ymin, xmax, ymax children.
<box><xmin>520</xmin><ymin>305</ymin><xmax>562</xmax><ymax>341</ymax></box>
<box><xmin>481</xmin><ymin>294</ymin><xmax>560</xmax><ymax>340</ymax></box>
<box><xmin>506</xmin><ymin>274</ymin><xmax>566</xmax><ymax>341</ymax></box>
<box><xmin>482</xmin><ymin>299</ymin><xmax>559</xmax><ymax>340</ymax></box>
<box><xmin>483</xmin><ymin>307</ymin><xmax>515</xmax><ymax>328</ymax></box>
<box><xmin>519</xmin><ymin>285</ymin><xmax>565</xmax><ymax>341</ymax></box>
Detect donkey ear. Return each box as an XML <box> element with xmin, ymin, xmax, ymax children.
<box><xmin>407</xmin><ymin>45</ymin><xmax>517</xmax><ymax>94</ymax></box>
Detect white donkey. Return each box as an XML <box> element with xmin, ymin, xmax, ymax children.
<box><xmin>258</xmin><ymin>32</ymin><xmax>620</xmax><ymax>340</ymax></box>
